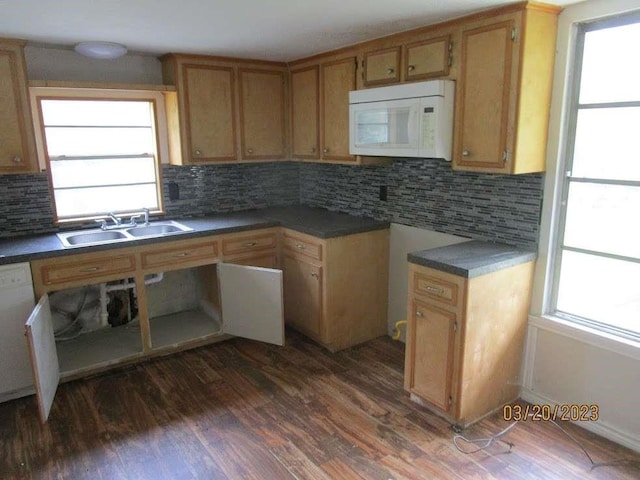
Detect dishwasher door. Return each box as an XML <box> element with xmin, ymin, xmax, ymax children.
<box><xmin>0</xmin><ymin>262</ymin><xmax>36</xmax><ymax>402</ymax></box>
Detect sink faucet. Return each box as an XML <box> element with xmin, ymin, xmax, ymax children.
<box><xmin>107</xmin><ymin>212</ymin><xmax>121</xmax><ymax>227</ymax></box>
<box><xmin>95</xmin><ymin>209</ymin><xmax>150</xmax><ymax>230</ymax></box>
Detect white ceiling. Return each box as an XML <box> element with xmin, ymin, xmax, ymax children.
<box><xmin>1</xmin><ymin>0</ymin><xmax>578</xmax><ymax>62</ymax></box>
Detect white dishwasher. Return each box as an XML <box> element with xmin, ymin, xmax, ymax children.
<box><xmin>0</xmin><ymin>262</ymin><xmax>36</xmax><ymax>402</ymax></box>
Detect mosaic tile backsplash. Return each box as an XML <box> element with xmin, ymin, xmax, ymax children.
<box><xmin>299</xmin><ymin>159</ymin><xmax>544</xmax><ymax>250</ymax></box>
<box><xmin>0</xmin><ymin>163</ymin><xmax>299</xmax><ymax>238</ymax></box>
<box><xmin>0</xmin><ymin>159</ymin><xmax>543</xmax><ymax>249</ymax></box>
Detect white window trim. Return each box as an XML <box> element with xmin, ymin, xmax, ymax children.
<box><xmin>29</xmin><ymin>86</ymin><xmax>172</xmax><ymax>172</ymax></box>
<box><xmin>530</xmin><ymin>0</ymin><xmax>640</xmax><ymax>351</ymax></box>
<box><xmin>29</xmin><ymin>85</ymin><xmax>173</xmax><ymax>223</ymax></box>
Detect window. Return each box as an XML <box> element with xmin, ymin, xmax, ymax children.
<box><xmin>551</xmin><ymin>12</ymin><xmax>640</xmax><ymax>340</ymax></box>
<box><xmin>31</xmin><ymin>88</ymin><xmax>169</xmax><ymax>223</ymax></box>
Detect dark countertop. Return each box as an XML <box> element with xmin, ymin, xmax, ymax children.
<box><xmin>408</xmin><ymin>240</ymin><xmax>536</xmax><ymax>278</ymax></box>
<box><xmin>0</xmin><ymin>206</ymin><xmax>389</xmax><ymax>266</ymax></box>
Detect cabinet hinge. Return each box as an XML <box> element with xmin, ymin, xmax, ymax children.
<box><xmin>448</xmin><ymin>55</ymin><xmax>453</xmax><ymax>67</ymax></box>
<box><xmin>511</xmin><ymin>27</ymin><xmax>517</xmax><ymax>41</ymax></box>
<box><xmin>453</xmin><ymin>321</ymin><xmax>458</xmax><ymax>332</ymax></box>
<box><xmin>448</xmin><ymin>41</ymin><xmax>453</xmax><ymax>52</ymax></box>
<box><xmin>503</xmin><ymin>150</ymin><xmax>509</xmax><ymax>163</ymax></box>
<box><xmin>448</xmin><ymin>396</ymin><xmax>453</xmax><ymax>406</ymax></box>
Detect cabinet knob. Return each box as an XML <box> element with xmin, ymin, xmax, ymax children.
<box><xmin>323</xmin><ymin>148</ymin><xmax>329</xmax><ymax>154</ymax></box>
<box><xmin>247</xmin><ymin>148</ymin><xmax>254</xmax><ymax>154</ymax></box>
<box><xmin>386</xmin><ymin>68</ymin><xmax>395</xmax><ymax>74</ymax></box>
<box><xmin>242</xmin><ymin>242</ymin><xmax>257</xmax><ymax>248</ymax></box>
<box><xmin>311</xmin><ymin>147</ymin><xmax>316</xmax><ymax>153</ymax></box>
<box><xmin>12</xmin><ymin>156</ymin><xmax>22</xmax><ymax>164</ymax></box>
<box><xmin>408</xmin><ymin>65</ymin><xmax>416</xmax><ymax>72</ymax></box>
<box><xmin>194</xmin><ymin>149</ymin><xmax>202</xmax><ymax>157</ymax></box>
<box><xmin>310</xmin><ymin>272</ymin><xmax>319</xmax><ymax>279</ymax></box>
<box><xmin>462</xmin><ymin>150</ymin><xmax>470</xmax><ymax>157</ymax></box>
<box><xmin>295</xmin><ymin>243</ymin><xmax>306</xmax><ymax>250</ymax></box>
<box><xmin>416</xmin><ymin>310</ymin><xmax>424</xmax><ymax>318</ymax></box>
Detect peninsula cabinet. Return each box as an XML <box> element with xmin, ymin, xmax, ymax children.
<box><xmin>161</xmin><ymin>54</ymin><xmax>287</xmax><ymax>164</ymax></box>
<box><xmin>26</xmin><ymin>232</ymin><xmax>284</xmax><ymax>422</ymax></box>
<box><xmin>0</xmin><ymin>39</ymin><xmax>37</xmax><ymax>174</ymax></box>
<box><xmin>453</xmin><ymin>3</ymin><xmax>561</xmax><ymax>174</ymax></box>
<box><xmin>404</xmin><ymin>259</ymin><xmax>535</xmax><ymax>428</ymax></box>
<box><xmin>281</xmin><ymin>228</ymin><xmax>389</xmax><ymax>352</ymax></box>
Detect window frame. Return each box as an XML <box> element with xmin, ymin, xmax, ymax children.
<box><xmin>29</xmin><ymin>86</ymin><xmax>171</xmax><ymax>224</ymax></box>
<box><xmin>548</xmin><ymin>11</ymin><xmax>640</xmax><ymax>342</ymax></box>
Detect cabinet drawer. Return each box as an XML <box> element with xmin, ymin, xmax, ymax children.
<box><xmin>141</xmin><ymin>241</ymin><xmax>218</xmax><ymax>270</ymax></box>
<box><xmin>38</xmin><ymin>254</ymin><xmax>136</xmax><ymax>286</ymax></box>
<box><xmin>222</xmin><ymin>231</ymin><xmax>277</xmax><ymax>256</ymax></box>
<box><xmin>413</xmin><ymin>270</ymin><xmax>460</xmax><ymax>308</ymax></box>
<box><xmin>282</xmin><ymin>233</ymin><xmax>322</xmax><ymax>261</ymax></box>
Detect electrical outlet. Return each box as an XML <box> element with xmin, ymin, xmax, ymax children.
<box><xmin>379</xmin><ymin>185</ymin><xmax>388</xmax><ymax>201</ymax></box>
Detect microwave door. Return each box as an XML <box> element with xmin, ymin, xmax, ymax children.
<box><xmin>350</xmin><ymin>99</ymin><xmax>420</xmax><ymax>156</ymax></box>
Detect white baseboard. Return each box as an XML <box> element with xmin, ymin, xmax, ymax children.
<box><xmin>521</xmin><ymin>389</ymin><xmax>640</xmax><ymax>454</ymax></box>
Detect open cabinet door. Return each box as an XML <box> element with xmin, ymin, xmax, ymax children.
<box><xmin>219</xmin><ymin>263</ymin><xmax>284</xmax><ymax>346</ymax></box>
<box><xmin>25</xmin><ymin>294</ymin><xmax>60</xmax><ymax>422</ymax></box>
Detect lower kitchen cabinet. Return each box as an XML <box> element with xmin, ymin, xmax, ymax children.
<box><xmin>404</xmin><ymin>260</ymin><xmax>534</xmax><ymax>428</ymax></box>
<box><xmin>26</xmin><ymin>232</ymin><xmax>284</xmax><ymax>422</ymax></box>
<box><xmin>283</xmin><ymin>254</ymin><xmax>322</xmax><ymax>338</ymax></box>
<box><xmin>281</xmin><ymin>228</ymin><xmax>389</xmax><ymax>352</ymax></box>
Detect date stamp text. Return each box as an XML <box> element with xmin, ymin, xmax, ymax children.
<box><xmin>503</xmin><ymin>403</ymin><xmax>599</xmax><ymax>422</ymax></box>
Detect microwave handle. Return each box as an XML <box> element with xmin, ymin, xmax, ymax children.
<box><xmin>408</xmin><ymin>105</ymin><xmax>419</xmax><ymax>146</ymax></box>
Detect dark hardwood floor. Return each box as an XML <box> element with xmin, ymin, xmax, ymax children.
<box><xmin>1</xmin><ymin>330</ymin><xmax>639</xmax><ymax>479</ymax></box>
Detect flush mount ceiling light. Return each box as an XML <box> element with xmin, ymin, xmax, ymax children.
<box><xmin>74</xmin><ymin>41</ymin><xmax>128</xmax><ymax>59</ymax></box>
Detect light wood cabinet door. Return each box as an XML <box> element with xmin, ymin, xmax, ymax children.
<box><xmin>404</xmin><ymin>36</ymin><xmax>451</xmax><ymax>81</ymax></box>
<box><xmin>183</xmin><ymin>64</ymin><xmax>237</xmax><ymax>162</ymax></box>
<box><xmin>454</xmin><ymin>20</ymin><xmax>514</xmax><ymax>171</ymax></box>
<box><xmin>321</xmin><ymin>57</ymin><xmax>356</xmax><ymax>162</ymax></box>
<box><xmin>283</xmin><ymin>254</ymin><xmax>322</xmax><ymax>338</ymax></box>
<box><xmin>363</xmin><ymin>47</ymin><xmax>401</xmax><ymax>86</ymax></box>
<box><xmin>0</xmin><ymin>41</ymin><xmax>37</xmax><ymax>174</ymax></box>
<box><xmin>291</xmin><ymin>66</ymin><xmax>319</xmax><ymax>159</ymax></box>
<box><xmin>407</xmin><ymin>298</ymin><xmax>457</xmax><ymax>412</ymax></box>
<box><xmin>239</xmin><ymin>68</ymin><xmax>286</xmax><ymax>159</ymax></box>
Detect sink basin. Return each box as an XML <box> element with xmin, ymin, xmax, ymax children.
<box><xmin>61</xmin><ymin>230</ymin><xmax>128</xmax><ymax>246</ymax></box>
<box><xmin>57</xmin><ymin>220</ymin><xmax>193</xmax><ymax>248</ymax></box>
<box><xmin>126</xmin><ymin>221</ymin><xmax>191</xmax><ymax>237</ymax></box>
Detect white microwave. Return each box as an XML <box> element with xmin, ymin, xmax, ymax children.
<box><xmin>349</xmin><ymin>79</ymin><xmax>455</xmax><ymax>161</ymax></box>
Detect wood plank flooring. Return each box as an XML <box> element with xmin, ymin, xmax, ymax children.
<box><xmin>1</xmin><ymin>330</ymin><xmax>639</xmax><ymax>479</ymax></box>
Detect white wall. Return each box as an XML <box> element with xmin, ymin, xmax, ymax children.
<box><xmin>25</xmin><ymin>45</ymin><xmax>162</xmax><ymax>84</ymax></box>
<box><xmin>387</xmin><ymin>223</ymin><xmax>468</xmax><ymax>340</ymax></box>
<box><xmin>524</xmin><ymin>0</ymin><xmax>640</xmax><ymax>453</ymax></box>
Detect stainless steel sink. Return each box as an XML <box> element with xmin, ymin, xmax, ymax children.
<box><xmin>125</xmin><ymin>221</ymin><xmax>191</xmax><ymax>237</ymax></box>
<box><xmin>57</xmin><ymin>221</ymin><xmax>193</xmax><ymax>248</ymax></box>
<box><xmin>59</xmin><ymin>230</ymin><xmax>129</xmax><ymax>247</ymax></box>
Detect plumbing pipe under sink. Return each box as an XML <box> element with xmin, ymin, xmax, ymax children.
<box><xmin>98</xmin><ymin>273</ymin><xmax>164</xmax><ymax>327</ymax></box>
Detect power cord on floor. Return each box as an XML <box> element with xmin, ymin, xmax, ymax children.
<box><xmin>453</xmin><ymin>413</ymin><xmax>640</xmax><ymax>471</ymax></box>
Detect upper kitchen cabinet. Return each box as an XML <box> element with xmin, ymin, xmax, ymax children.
<box><xmin>0</xmin><ymin>39</ymin><xmax>37</xmax><ymax>174</ymax></box>
<box><xmin>404</xmin><ymin>35</ymin><xmax>452</xmax><ymax>81</ymax></box>
<box><xmin>363</xmin><ymin>47</ymin><xmax>401</xmax><ymax>86</ymax></box>
<box><xmin>453</xmin><ymin>3</ymin><xmax>561</xmax><ymax>174</ymax></box>
<box><xmin>290</xmin><ymin>65</ymin><xmax>319</xmax><ymax>159</ymax></box>
<box><xmin>238</xmin><ymin>68</ymin><xmax>286</xmax><ymax>160</ymax></box>
<box><xmin>321</xmin><ymin>57</ymin><xmax>357</xmax><ymax>163</ymax></box>
<box><xmin>161</xmin><ymin>54</ymin><xmax>288</xmax><ymax>164</ymax></box>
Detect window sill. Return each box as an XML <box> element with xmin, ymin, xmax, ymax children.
<box><xmin>528</xmin><ymin>313</ymin><xmax>640</xmax><ymax>361</ymax></box>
